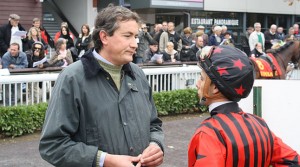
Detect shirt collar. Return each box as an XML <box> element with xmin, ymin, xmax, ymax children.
<box><xmin>81</xmin><ymin>49</ymin><xmax>135</xmax><ymax>80</ymax></box>
<box><xmin>93</xmin><ymin>49</ymin><xmax>114</xmax><ymax>65</ymax></box>
<box><xmin>209</xmin><ymin>101</ymin><xmax>233</xmax><ymax>113</ymax></box>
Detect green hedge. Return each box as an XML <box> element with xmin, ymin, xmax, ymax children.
<box><xmin>0</xmin><ymin>103</ymin><xmax>48</xmax><ymax>137</ymax></box>
<box><xmin>153</xmin><ymin>88</ymin><xmax>207</xmax><ymax>116</ymax></box>
<box><xmin>0</xmin><ymin>89</ymin><xmax>207</xmax><ymax>137</ymax></box>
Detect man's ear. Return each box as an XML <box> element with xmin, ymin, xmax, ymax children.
<box><xmin>99</xmin><ymin>30</ymin><xmax>108</xmax><ymax>45</ymax></box>
<box><xmin>212</xmin><ymin>84</ymin><xmax>220</xmax><ymax>94</ymax></box>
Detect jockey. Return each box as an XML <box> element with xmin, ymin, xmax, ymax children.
<box><xmin>188</xmin><ymin>45</ymin><xmax>300</xmax><ymax>167</ymax></box>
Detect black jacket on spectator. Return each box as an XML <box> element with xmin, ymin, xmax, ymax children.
<box><xmin>264</xmin><ymin>31</ymin><xmax>276</xmax><ymax>50</ymax></box>
<box><xmin>181</xmin><ymin>44</ymin><xmax>200</xmax><ymax>62</ymax></box>
<box><xmin>0</xmin><ymin>22</ymin><xmax>26</xmax><ymax>56</ymax></box>
<box><xmin>75</xmin><ymin>35</ymin><xmax>92</xmax><ymax>54</ymax></box>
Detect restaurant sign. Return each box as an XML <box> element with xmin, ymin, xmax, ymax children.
<box><xmin>191</xmin><ymin>18</ymin><xmax>239</xmax><ymax>26</ymax></box>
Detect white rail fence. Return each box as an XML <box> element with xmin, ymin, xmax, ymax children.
<box><xmin>0</xmin><ymin>65</ymin><xmax>201</xmax><ymax>106</ymax></box>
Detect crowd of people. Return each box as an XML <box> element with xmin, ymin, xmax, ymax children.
<box><xmin>0</xmin><ymin>14</ymin><xmax>93</xmax><ymax>72</ymax></box>
<box><xmin>134</xmin><ymin>20</ymin><xmax>300</xmax><ymax>65</ymax></box>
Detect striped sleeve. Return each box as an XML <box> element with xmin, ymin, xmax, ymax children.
<box><xmin>270</xmin><ymin>132</ymin><xmax>300</xmax><ymax>167</ymax></box>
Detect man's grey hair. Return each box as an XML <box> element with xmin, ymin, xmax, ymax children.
<box><xmin>92</xmin><ymin>3</ymin><xmax>142</xmax><ymax>51</ymax></box>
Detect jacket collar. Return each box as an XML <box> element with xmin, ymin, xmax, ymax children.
<box><xmin>80</xmin><ymin>48</ymin><xmax>136</xmax><ymax>80</ymax></box>
<box><xmin>210</xmin><ymin>102</ymin><xmax>241</xmax><ymax>116</ymax></box>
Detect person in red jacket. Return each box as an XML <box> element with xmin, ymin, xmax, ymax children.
<box><xmin>54</xmin><ymin>22</ymin><xmax>75</xmax><ymax>43</ymax></box>
<box><xmin>188</xmin><ymin>45</ymin><xmax>300</xmax><ymax>167</ymax></box>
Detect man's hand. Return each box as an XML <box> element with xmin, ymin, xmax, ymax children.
<box><xmin>138</xmin><ymin>143</ymin><xmax>164</xmax><ymax>167</ymax></box>
<box><xmin>104</xmin><ymin>154</ymin><xmax>141</xmax><ymax>167</ymax></box>
<box><xmin>8</xmin><ymin>64</ymin><xmax>15</xmax><ymax>69</ymax></box>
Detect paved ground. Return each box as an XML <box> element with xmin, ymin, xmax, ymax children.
<box><xmin>0</xmin><ymin>113</ymin><xmax>209</xmax><ymax>167</ymax></box>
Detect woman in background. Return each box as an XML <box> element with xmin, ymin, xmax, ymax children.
<box><xmin>48</xmin><ymin>38</ymin><xmax>73</xmax><ymax>67</ymax></box>
<box><xmin>75</xmin><ymin>24</ymin><xmax>91</xmax><ymax>58</ymax></box>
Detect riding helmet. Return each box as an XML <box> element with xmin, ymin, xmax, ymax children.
<box><xmin>197</xmin><ymin>45</ymin><xmax>254</xmax><ymax>102</ymax></box>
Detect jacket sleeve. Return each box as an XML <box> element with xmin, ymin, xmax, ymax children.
<box><xmin>159</xmin><ymin>32</ymin><xmax>168</xmax><ymax>51</ymax></box>
<box><xmin>249</xmin><ymin>33</ymin><xmax>255</xmax><ymax>51</ymax></box>
<box><xmin>66</xmin><ymin>50</ymin><xmax>74</xmax><ymax>64</ymax></box>
<box><xmin>188</xmin><ymin>129</ymin><xmax>226</xmax><ymax>167</ymax></box>
<box><xmin>145</xmin><ymin>72</ymin><xmax>164</xmax><ymax>152</ymax></box>
<box><xmin>39</xmin><ymin>71</ymin><xmax>98</xmax><ymax>167</ymax></box>
<box><xmin>14</xmin><ymin>53</ymin><xmax>28</xmax><ymax>69</ymax></box>
<box><xmin>270</xmin><ymin>132</ymin><xmax>300</xmax><ymax>167</ymax></box>
<box><xmin>0</xmin><ymin>28</ymin><xmax>8</xmax><ymax>53</ymax></box>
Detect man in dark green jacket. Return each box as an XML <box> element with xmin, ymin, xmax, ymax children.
<box><xmin>39</xmin><ymin>4</ymin><xmax>164</xmax><ymax>167</ymax></box>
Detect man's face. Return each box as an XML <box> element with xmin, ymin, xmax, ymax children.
<box><xmin>270</xmin><ymin>26</ymin><xmax>277</xmax><ymax>34</ymax></box>
<box><xmin>167</xmin><ymin>22</ymin><xmax>174</xmax><ymax>32</ymax></box>
<box><xmin>162</xmin><ymin>22</ymin><xmax>168</xmax><ymax>31</ymax></box>
<box><xmin>10</xmin><ymin>19</ymin><xmax>19</xmax><ymax>27</ymax></box>
<box><xmin>100</xmin><ymin>20</ymin><xmax>139</xmax><ymax>66</ymax></box>
<box><xmin>33</xmin><ymin>21</ymin><xmax>40</xmax><ymax>28</ymax></box>
<box><xmin>255</xmin><ymin>24</ymin><xmax>261</xmax><ymax>32</ymax></box>
<box><xmin>293</xmin><ymin>24</ymin><xmax>299</xmax><ymax>31</ymax></box>
<box><xmin>196</xmin><ymin>70</ymin><xmax>207</xmax><ymax>103</ymax></box>
<box><xmin>9</xmin><ymin>45</ymin><xmax>19</xmax><ymax>57</ymax></box>
<box><xmin>277</xmin><ymin>27</ymin><xmax>283</xmax><ymax>33</ymax></box>
<box><xmin>196</xmin><ymin>37</ymin><xmax>204</xmax><ymax>48</ymax></box>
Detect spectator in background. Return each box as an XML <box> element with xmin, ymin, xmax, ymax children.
<box><xmin>24</xmin><ymin>27</ymin><xmax>47</xmax><ymax>52</ymax></box>
<box><xmin>58</xmin><ymin>25</ymin><xmax>77</xmax><ymax>60</ymax></box>
<box><xmin>162</xmin><ymin>42</ymin><xmax>179</xmax><ymax>62</ymax></box>
<box><xmin>208</xmin><ymin>25</ymin><xmax>223</xmax><ymax>46</ymax></box>
<box><xmin>153</xmin><ymin>22</ymin><xmax>167</xmax><ymax>45</ymax></box>
<box><xmin>54</xmin><ymin>22</ymin><xmax>75</xmax><ymax>43</ymax></box>
<box><xmin>32</xmin><ymin>18</ymin><xmax>54</xmax><ymax>48</ymax></box>
<box><xmin>250</xmin><ymin>42</ymin><xmax>265</xmax><ymax>58</ymax></box>
<box><xmin>264</xmin><ymin>24</ymin><xmax>277</xmax><ymax>50</ymax></box>
<box><xmin>293</xmin><ymin>23</ymin><xmax>300</xmax><ymax>39</ymax></box>
<box><xmin>180</xmin><ymin>27</ymin><xmax>194</xmax><ymax>61</ymax></box>
<box><xmin>48</xmin><ymin>38</ymin><xmax>73</xmax><ymax>67</ymax></box>
<box><xmin>0</xmin><ymin>14</ymin><xmax>26</xmax><ymax>56</ymax></box>
<box><xmin>26</xmin><ymin>42</ymin><xmax>49</xmax><ymax>103</ymax></box>
<box><xmin>159</xmin><ymin>22</ymin><xmax>182</xmax><ymax>53</ymax></box>
<box><xmin>135</xmin><ymin>23</ymin><xmax>153</xmax><ymax>64</ymax></box>
<box><xmin>221</xmin><ymin>31</ymin><xmax>235</xmax><ymax>47</ymax></box>
<box><xmin>241</xmin><ymin>26</ymin><xmax>254</xmax><ymax>56</ymax></box>
<box><xmin>276</xmin><ymin>26</ymin><xmax>285</xmax><ymax>41</ymax></box>
<box><xmin>2</xmin><ymin>43</ymin><xmax>28</xmax><ymax>105</ymax></box>
<box><xmin>183</xmin><ymin>36</ymin><xmax>204</xmax><ymax>62</ymax></box>
<box><xmin>195</xmin><ymin>25</ymin><xmax>208</xmax><ymax>46</ymax></box>
<box><xmin>249</xmin><ymin>22</ymin><xmax>265</xmax><ymax>51</ymax></box>
<box><xmin>58</xmin><ymin>26</ymin><xmax>74</xmax><ymax>49</ymax></box>
<box><xmin>144</xmin><ymin>40</ymin><xmax>163</xmax><ymax>64</ymax></box>
<box><xmin>285</xmin><ymin>27</ymin><xmax>295</xmax><ymax>41</ymax></box>
<box><xmin>221</xmin><ymin>25</ymin><xmax>228</xmax><ymax>37</ymax></box>
<box><xmin>75</xmin><ymin>24</ymin><xmax>92</xmax><ymax>59</ymax></box>
<box><xmin>26</xmin><ymin>41</ymin><xmax>49</xmax><ymax>69</ymax></box>
<box><xmin>150</xmin><ymin>23</ymin><xmax>162</xmax><ymax>37</ymax></box>
<box><xmin>162</xmin><ymin>21</ymin><xmax>168</xmax><ymax>32</ymax></box>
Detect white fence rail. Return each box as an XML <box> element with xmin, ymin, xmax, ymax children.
<box><xmin>0</xmin><ymin>65</ymin><xmax>201</xmax><ymax>106</ymax></box>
